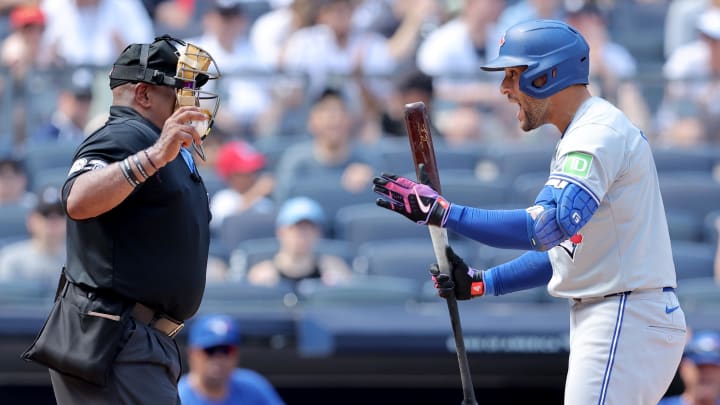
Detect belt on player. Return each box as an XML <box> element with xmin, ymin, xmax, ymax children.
<box><xmin>131</xmin><ymin>302</ymin><xmax>184</xmax><ymax>338</ymax></box>
<box><xmin>573</xmin><ymin>286</ymin><xmax>675</xmax><ymax>303</ymax></box>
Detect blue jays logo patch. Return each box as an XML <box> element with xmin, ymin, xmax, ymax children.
<box><xmin>559</xmin><ymin>233</ymin><xmax>583</xmax><ymax>260</ymax></box>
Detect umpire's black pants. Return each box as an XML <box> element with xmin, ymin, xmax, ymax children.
<box><xmin>50</xmin><ymin>317</ymin><xmax>182</xmax><ymax>405</ymax></box>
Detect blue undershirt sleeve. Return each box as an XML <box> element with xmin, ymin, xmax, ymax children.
<box><xmin>482</xmin><ymin>251</ymin><xmax>552</xmax><ymax>296</ymax></box>
<box><xmin>445</xmin><ymin>205</ymin><xmax>533</xmax><ymax>250</ymax></box>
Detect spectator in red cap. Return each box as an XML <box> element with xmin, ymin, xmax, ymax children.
<box><xmin>2</xmin><ymin>5</ymin><xmax>50</xmax><ymax>79</ymax></box>
<box><xmin>10</xmin><ymin>4</ymin><xmax>45</xmax><ymax>27</ymax></box>
<box><xmin>1</xmin><ymin>4</ymin><xmax>56</xmax><ymax>146</ymax></box>
<box><xmin>210</xmin><ymin>140</ymin><xmax>275</xmax><ymax>231</ymax></box>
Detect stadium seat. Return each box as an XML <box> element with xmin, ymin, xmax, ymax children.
<box><xmin>352</xmin><ymin>238</ymin><xmax>478</xmax><ymax>283</ymax></box>
<box><xmin>284</xmin><ymin>175</ymin><xmax>376</xmax><ymax>234</ymax></box>
<box><xmin>507</xmin><ymin>171</ymin><xmax>548</xmax><ymax>205</ymax></box>
<box><xmin>475</xmin><ymin>144</ymin><xmax>554</xmax><ymax>183</ymax></box>
<box><xmin>438</xmin><ymin>172</ymin><xmax>512</xmax><ymax>207</ymax></box>
<box><xmin>218</xmin><ymin>210</ymin><xmax>277</xmax><ymax>252</ymax></box>
<box><xmin>377</xmin><ymin>147</ymin><xmax>480</xmax><ymax>175</ymax></box>
<box><xmin>665</xmin><ymin>209</ymin><xmax>704</xmax><ymax>243</ymax></box>
<box><xmin>227</xmin><ymin>237</ymin><xmax>356</xmax><ymax>280</ymax></box>
<box><xmin>29</xmin><ymin>167</ymin><xmax>69</xmax><ymax>194</ymax></box>
<box><xmin>295</xmin><ymin>275</ymin><xmax>421</xmax><ymax>307</ymax></box>
<box><xmin>0</xmin><ymin>280</ymin><xmax>55</xmax><ymax>307</ymax></box>
<box><xmin>0</xmin><ymin>204</ymin><xmax>31</xmax><ymax>244</ymax></box>
<box><xmin>671</xmin><ymin>241</ymin><xmax>716</xmax><ymax>280</ymax></box>
<box><xmin>254</xmin><ymin>133</ymin><xmax>308</xmax><ymax>172</ymax></box>
<box><xmin>652</xmin><ymin>147</ymin><xmax>719</xmax><ymax>176</ymax></box>
<box><xmin>198</xmin><ymin>168</ymin><xmax>227</xmax><ymax>200</ymax></box>
<box><xmin>702</xmin><ymin>210</ymin><xmax>720</xmax><ymax>246</ymax></box>
<box><xmin>675</xmin><ymin>277</ymin><xmax>720</xmax><ymax>312</ymax></box>
<box><xmin>607</xmin><ymin>0</ymin><xmax>667</xmax><ymax>84</ymax></box>
<box><xmin>333</xmin><ymin>203</ymin><xmax>425</xmax><ymax>248</ymax></box>
<box><xmin>23</xmin><ymin>141</ymin><xmax>78</xmax><ymax>189</ymax></box>
<box><xmin>660</xmin><ymin>175</ymin><xmax>720</xmax><ymax>220</ymax></box>
<box><xmin>200</xmin><ymin>280</ymin><xmax>297</xmax><ymax>312</ymax></box>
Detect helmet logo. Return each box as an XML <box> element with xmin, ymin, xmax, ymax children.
<box><xmin>499</xmin><ymin>34</ymin><xmax>505</xmax><ymax>48</ymax></box>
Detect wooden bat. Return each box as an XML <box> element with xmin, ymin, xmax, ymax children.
<box><xmin>404</xmin><ymin>102</ymin><xmax>478</xmax><ymax>405</ymax></box>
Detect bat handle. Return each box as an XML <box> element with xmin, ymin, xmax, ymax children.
<box><xmin>427</xmin><ymin>226</ymin><xmax>478</xmax><ymax>404</ymax></box>
<box><xmin>428</xmin><ymin>226</ymin><xmax>451</xmax><ymax>274</ymax></box>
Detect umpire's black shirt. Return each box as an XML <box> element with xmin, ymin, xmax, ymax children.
<box><xmin>62</xmin><ymin>106</ymin><xmax>211</xmax><ymax>321</ymax></box>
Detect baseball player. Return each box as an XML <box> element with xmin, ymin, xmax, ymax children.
<box><xmin>373</xmin><ymin>20</ymin><xmax>686</xmax><ymax>404</ymax></box>
<box><xmin>658</xmin><ymin>329</ymin><xmax>720</xmax><ymax>405</ymax></box>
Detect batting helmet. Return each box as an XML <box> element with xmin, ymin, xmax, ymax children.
<box><xmin>481</xmin><ymin>19</ymin><xmax>590</xmax><ymax>98</ymax></box>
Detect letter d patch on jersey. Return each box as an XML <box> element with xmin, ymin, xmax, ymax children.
<box><xmin>562</xmin><ymin>152</ymin><xmax>593</xmax><ymax>178</ymax></box>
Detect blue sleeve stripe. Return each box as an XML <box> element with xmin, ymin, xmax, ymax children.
<box><xmin>547</xmin><ymin>174</ymin><xmax>600</xmax><ymax>205</ymax></box>
<box><xmin>484</xmin><ymin>251</ymin><xmax>552</xmax><ymax>296</ymax></box>
<box><xmin>446</xmin><ymin>205</ymin><xmax>533</xmax><ymax>250</ymax></box>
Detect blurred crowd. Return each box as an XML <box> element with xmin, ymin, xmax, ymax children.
<box><xmin>0</xmin><ymin>0</ymin><xmax>719</xmax><ymax>291</ymax></box>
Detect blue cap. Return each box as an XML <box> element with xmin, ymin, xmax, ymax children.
<box><xmin>276</xmin><ymin>197</ymin><xmax>326</xmax><ymax>228</ymax></box>
<box><xmin>685</xmin><ymin>330</ymin><xmax>720</xmax><ymax>366</ymax></box>
<box><xmin>188</xmin><ymin>314</ymin><xmax>240</xmax><ymax>349</ymax></box>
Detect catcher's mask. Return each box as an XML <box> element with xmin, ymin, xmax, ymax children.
<box><xmin>173</xmin><ymin>37</ymin><xmax>221</xmax><ymax>140</ymax></box>
<box><xmin>109</xmin><ymin>35</ymin><xmax>222</xmax><ymax>139</ymax></box>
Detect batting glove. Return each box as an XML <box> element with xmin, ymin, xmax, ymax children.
<box><xmin>429</xmin><ymin>246</ymin><xmax>484</xmax><ymax>300</ymax></box>
<box><xmin>373</xmin><ymin>173</ymin><xmax>450</xmax><ymax>226</ymax></box>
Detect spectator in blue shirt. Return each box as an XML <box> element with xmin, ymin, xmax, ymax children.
<box><xmin>659</xmin><ymin>330</ymin><xmax>720</xmax><ymax>405</ymax></box>
<box><xmin>178</xmin><ymin>314</ymin><xmax>286</xmax><ymax>405</ymax></box>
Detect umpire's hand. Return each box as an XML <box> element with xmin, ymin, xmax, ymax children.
<box><xmin>429</xmin><ymin>246</ymin><xmax>485</xmax><ymax>300</ymax></box>
<box><xmin>150</xmin><ymin>106</ymin><xmax>209</xmax><ymax>166</ymax></box>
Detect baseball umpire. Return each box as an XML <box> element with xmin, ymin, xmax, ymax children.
<box><xmin>373</xmin><ymin>20</ymin><xmax>686</xmax><ymax>404</ymax></box>
<box><xmin>22</xmin><ymin>35</ymin><xmax>220</xmax><ymax>404</ymax></box>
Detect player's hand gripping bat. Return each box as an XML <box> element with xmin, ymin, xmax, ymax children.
<box><xmin>404</xmin><ymin>101</ymin><xmax>478</xmax><ymax>405</ymax></box>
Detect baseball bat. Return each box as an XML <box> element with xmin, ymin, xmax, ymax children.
<box><xmin>404</xmin><ymin>102</ymin><xmax>478</xmax><ymax>405</ymax></box>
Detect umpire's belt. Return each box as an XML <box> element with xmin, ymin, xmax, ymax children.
<box><xmin>132</xmin><ymin>303</ymin><xmax>184</xmax><ymax>338</ymax></box>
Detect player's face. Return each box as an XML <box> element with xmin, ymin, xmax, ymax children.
<box><xmin>189</xmin><ymin>345</ymin><xmax>238</xmax><ymax>388</ymax></box>
<box><xmin>500</xmin><ymin>67</ymin><xmax>550</xmax><ymax>132</ymax></box>
<box><xmin>680</xmin><ymin>361</ymin><xmax>720</xmax><ymax>403</ymax></box>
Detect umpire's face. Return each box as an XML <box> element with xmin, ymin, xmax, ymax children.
<box><xmin>154</xmin><ymin>84</ymin><xmax>178</xmax><ymax>121</ymax></box>
<box><xmin>143</xmin><ymin>83</ymin><xmax>177</xmax><ymax>127</ymax></box>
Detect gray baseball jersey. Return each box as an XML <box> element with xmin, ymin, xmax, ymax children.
<box><xmin>543</xmin><ymin>97</ymin><xmax>686</xmax><ymax>405</ymax></box>
<box><xmin>545</xmin><ymin>97</ymin><xmax>677</xmax><ymax>299</ymax></box>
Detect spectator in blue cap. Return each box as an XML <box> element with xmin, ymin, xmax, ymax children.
<box><xmin>246</xmin><ymin>196</ymin><xmax>352</xmax><ymax>287</ymax></box>
<box><xmin>659</xmin><ymin>329</ymin><xmax>720</xmax><ymax>405</ymax></box>
<box><xmin>178</xmin><ymin>314</ymin><xmax>285</xmax><ymax>405</ymax></box>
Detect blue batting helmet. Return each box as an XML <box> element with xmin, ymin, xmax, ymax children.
<box><xmin>481</xmin><ymin>19</ymin><xmax>590</xmax><ymax>98</ymax></box>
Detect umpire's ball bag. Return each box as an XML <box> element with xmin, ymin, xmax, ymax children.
<box><xmin>22</xmin><ymin>269</ymin><xmax>133</xmax><ymax>387</ymax></box>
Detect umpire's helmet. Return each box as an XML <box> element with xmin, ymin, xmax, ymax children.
<box><xmin>481</xmin><ymin>19</ymin><xmax>590</xmax><ymax>99</ymax></box>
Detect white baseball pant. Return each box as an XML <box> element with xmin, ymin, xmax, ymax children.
<box><xmin>564</xmin><ymin>288</ymin><xmax>686</xmax><ymax>404</ymax></box>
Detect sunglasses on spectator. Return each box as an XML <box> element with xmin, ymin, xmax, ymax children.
<box><xmin>203</xmin><ymin>345</ymin><xmax>237</xmax><ymax>356</ymax></box>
